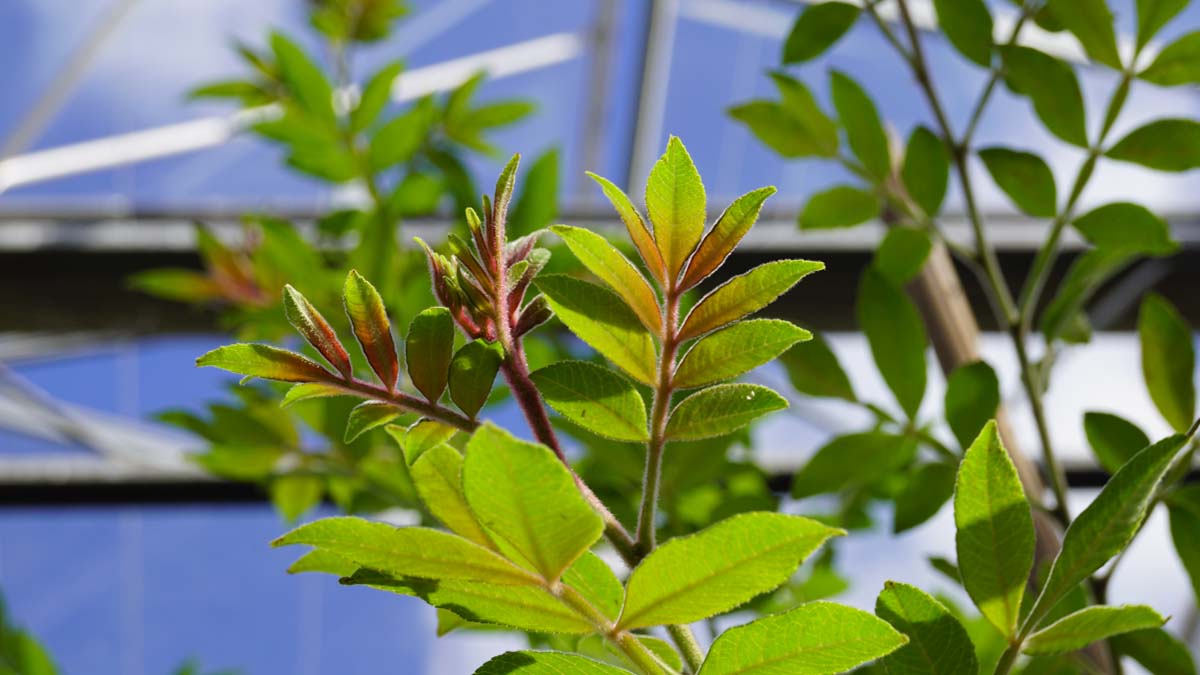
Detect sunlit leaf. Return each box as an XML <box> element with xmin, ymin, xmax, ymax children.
<box><xmin>1137</xmin><ymin>0</ymin><xmax>1189</xmax><ymax>49</ymax></box>
<box><xmin>531</xmin><ymin>361</ymin><xmax>649</xmax><ymax>442</ymax></box>
<box><xmin>902</xmin><ymin>126</ymin><xmax>949</xmax><ymax>217</ymax></box>
<box><xmin>665</xmin><ymin>384</ymin><xmax>788</xmax><ymax>441</ymax></box>
<box><xmin>675</xmin><ymin>319</ymin><xmax>811</xmax><ymax>389</ymax></box>
<box><xmin>270</xmin><ymin>32</ymin><xmax>334</xmax><ymax>124</ymax></box>
<box><xmin>345</xmin><ymin>401</ymin><xmax>400</xmax><ymax>442</ymax></box>
<box><xmin>197</xmin><ymin>343</ymin><xmax>332</xmax><ymax>383</ymax></box>
<box><xmin>351</xmin><ymin>61</ymin><xmax>402</xmax><ymax>131</ymax></box>
<box><xmin>343</xmin><ymin>270</ymin><xmax>399</xmax><ymax>391</ymax></box>
<box><xmin>1001</xmin><ymin>46</ymin><xmax>1087</xmax><ymax>147</ymax></box>
<box><xmin>1083</xmin><ymin>411</ymin><xmax>1151</xmax><ymax>474</ymax></box>
<box><xmin>954</xmin><ymin>421</ymin><xmax>1034</xmax><ymax>637</ymax></box>
<box><xmin>411</xmin><ymin>443</ymin><xmax>494</xmax><ymax>547</ymax></box>
<box><xmin>682</xmin><ymin>186</ymin><xmax>776</xmax><ymax>289</ymax></box>
<box><xmin>875</xmin><ymin>581</ymin><xmax>978</xmax><ymax>674</ymax></box>
<box><xmin>1140</xmin><ymin>32</ymin><xmax>1200</xmax><ymax>86</ymax></box>
<box><xmin>1073</xmin><ymin>203</ymin><xmax>1177</xmax><ymax>256</ymax></box>
<box><xmin>646</xmin><ymin>136</ymin><xmax>707</xmax><ymax>280</ymax></box>
<box><xmin>537</xmin><ymin>275</ymin><xmax>657</xmax><ymax>385</ymax></box>
<box><xmin>283</xmin><ymin>285</ymin><xmax>353</xmax><ymax>378</ymax></box>
<box><xmin>1024</xmin><ymin>605</ymin><xmax>1166</xmax><ymax>655</ymax></box>
<box><xmin>680</xmin><ymin>260</ymin><xmax>824</xmax><ymax>340</ymax></box>
<box><xmin>551</xmin><ymin>225</ymin><xmax>661</xmax><ymax>333</ymax></box>
<box><xmin>618</xmin><ymin>512</ymin><xmax>841</xmax><ymax>629</ymax></box>
<box><xmin>697</xmin><ymin>601</ymin><xmax>906</xmax><ymax>675</ymax></box>
<box><xmin>875</xmin><ymin>228</ymin><xmax>931</xmax><ymax>285</ymax></box>
<box><xmin>587</xmin><ymin>172</ymin><xmax>666</xmax><ymax>285</ymax></box>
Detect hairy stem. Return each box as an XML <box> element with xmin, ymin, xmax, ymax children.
<box><xmin>637</xmin><ymin>288</ymin><xmax>682</xmax><ymax>554</ymax></box>
<box><xmin>667</xmin><ymin>623</ymin><xmax>705</xmax><ymax>673</ymax></box>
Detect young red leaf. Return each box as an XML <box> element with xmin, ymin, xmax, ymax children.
<box><xmin>283</xmin><ymin>285</ymin><xmax>353</xmax><ymax>378</ymax></box>
<box><xmin>197</xmin><ymin>344</ymin><xmax>333</xmax><ymax>383</ymax></box>
<box><xmin>680</xmin><ymin>186</ymin><xmax>776</xmax><ymax>290</ymax></box>
<box><xmin>342</xmin><ymin>270</ymin><xmax>400</xmax><ymax>391</ymax></box>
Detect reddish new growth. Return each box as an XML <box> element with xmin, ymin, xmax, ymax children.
<box><xmin>417</xmin><ymin>155</ymin><xmax>550</xmax><ymax>346</ymax></box>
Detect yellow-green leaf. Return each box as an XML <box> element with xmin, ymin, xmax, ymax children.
<box><xmin>411</xmin><ymin>443</ymin><xmax>494</xmax><ymax>548</ymax></box>
<box><xmin>645</xmin><ymin>136</ymin><xmax>706</xmax><ymax>280</ymax></box>
<box><xmin>551</xmin><ymin>225</ymin><xmax>662</xmax><ymax>333</ymax></box>
<box><xmin>587</xmin><ymin>172</ymin><xmax>666</xmax><ymax>285</ymax></box>
<box><xmin>345</xmin><ymin>401</ymin><xmax>400</xmax><ymax>442</ymax></box>
<box><xmin>875</xmin><ymin>581</ymin><xmax>978</xmax><ymax>675</ymax></box>
<box><xmin>679</xmin><ymin>259</ymin><xmax>824</xmax><ymax>340</ymax></box>
<box><xmin>665</xmin><ymin>384</ymin><xmax>787</xmax><ymax>441</ymax></box>
<box><xmin>1025</xmin><ymin>605</ymin><xmax>1166</xmax><ymax>655</ymax></box>
<box><xmin>197</xmin><ymin>343</ymin><xmax>332</xmax><ymax>383</ymax></box>
<box><xmin>675</xmin><ymin>319</ymin><xmax>811</xmax><ymax>389</ymax></box>
<box><xmin>530</xmin><ymin>361</ymin><xmax>649</xmax><ymax>442</ymax></box>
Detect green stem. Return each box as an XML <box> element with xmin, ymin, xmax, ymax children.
<box><xmin>1009</xmin><ymin>324</ymin><xmax>1072</xmax><ymax>525</ymax></box>
<box><xmin>994</xmin><ymin>642</ymin><xmax>1022</xmax><ymax>675</ymax></box>
<box><xmin>667</xmin><ymin>623</ymin><xmax>705</xmax><ymax>673</ymax></box>
<box><xmin>961</xmin><ymin>4</ymin><xmax>1036</xmax><ymax>145</ymax></box>
<box><xmin>636</xmin><ymin>284</ymin><xmax>682</xmax><ymax>555</ymax></box>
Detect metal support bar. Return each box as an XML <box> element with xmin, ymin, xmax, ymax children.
<box><xmin>626</xmin><ymin>0</ymin><xmax>680</xmax><ymax>193</ymax></box>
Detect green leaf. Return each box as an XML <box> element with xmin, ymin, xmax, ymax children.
<box><xmin>463</xmin><ymin>424</ymin><xmax>604</xmax><ymax>581</ymax></box>
<box><xmin>587</xmin><ymin>172</ymin><xmax>666</xmax><ymax>284</ymax></box>
<box><xmin>799</xmin><ymin>185</ymin><xmax>878</xmax><ymax>230</ymax></box>
<box><xmin>1025</xmin><ymin>605</ymin><xmax>1166</xmax><ymax>655</ymax></box>
<box><xmin>729</xmin><ymin>73</ymin><xmax>839</xmax><ymax>159</ymax></box>
<box><xmin>1140</xmin><ymin>293</ymin><xmax>1196</xmax><ymax>432</ymax></box>
<box><xmin>406</xmin><ymin>307</ymin><xmax>455</xmax><ymax>402</ymax></box>
<box><xmin>675</xmin><ymin>319</ymin><xmax>811</xmax><ymax>389</ymax></box>
<box><xmin>197</xmin><ymin>343</ymin><xmax>331</xmax><ymax>383</ymax></box>
<box><xmin>1108</xmin><ymin>119</ymin><xmax>1200</xmax><ymax>172</ymax></box>
<box><xmin>954</xmin><ymin>420</ymin><xmax>1034</xmax><ymax>637</ymax></box>
<box><xmin>411</xmin><ymin>444</ymin><xmax>494</xmax><ymax>548</ymax></box>
<box><xmin>345</xmin><ymin>401</ymin><xmax>400</xmax><ymax>442</ymax></box>
<box><xmin>347</xmin><ymin>572</ymin><xmax>594</xmax><ymax>634</ymax></box>
<box><xmin>978</xmin><ymin>147</ymin><xmax>1057</xmax><ymax>218</ymax></box>
<box><xmin>370</xmin><ymin>97</ymin><xmax>436</xmax><ymax>170</ymax></box>
<box><xmin>682</xmin><ymin>186</ymin><xmax>776</xmax><ymax>289</ymax></box>
<box><xmin>1073</xmin><ymin>203</ymin><xmax>1177</xmax><ymax>255</ymax></box>
<box><xmin>617</xmin><ymin>512</ymin><xmax>841</xmax><ymax>629</ymax></box>
<box><xmin>351</xmin><ymin>61</ymin><xmax>402</xmax><ymax>131</ymax></box>
<box><xmin>270</xmin><ymin>32</ymin><xmax>334</xmax><ymax>124</ymax></box>
<box><xmin>778</xmin><ymin>333</ymin><xmax>855</xmax><ymax>402</ymax></box>
<box><xmin>1141</xmin><ymin>32</ymin><xmax>1200</xmax><ymax>86</ymax></box>
<box><xmin>933</xmin><ymin>0</ymin><xmax>993</xmax><ymax>66</ymax></box>
<box><xmin>782</xmin><ymin>2</ymin><xmax>860</xmax><ymax>63</ymax></box>
<box><xmin>530</xmin><ymin>361</ymin><xmax>649</xmax><ymax>442</ymax></box>
<box><xmin>272</xmin><ymin>516</ymin><xmax>538</xmax><ymax>585</ymax></box>
<box><xmin>1045</xmin><ymin>0</ymin><xmax>1121</xmax><ymax>68</ymax></box>
<box><xmin>536</xmin><ymin>275</ymin><xmax>657</xmax><ymax>385</ymax></box>
<box><xmin>474</xmin><ymin>652</ymin><xmax>631</xmax><ymax>675</ymax></box>
<box><xmin>343</xmin><ymin>270</ymin><xmax>399</xmax><ymax>391</ymax></box>
<box><xmin>448</xmin><ymin>341</ymin><xmax>503</xmax><ymax>419</ymax></box>
<box><xmin>1083</xmin><ymin>411</ymin><xmax>1151</xmax><ymax>474</ymax></box>
<box><xmin>893</xmin><ymin>462</ymin><xmax>957</xmax><ymax>533</ymax></box>
<box><xmin>128</xmin><ymin>268</ymin><xmax>222</xmax><ymax>302</ymax></box>
<box><xmin>646</xmin><ymin>136</ymin><xmax>707</xmax><ymax>279</ymax></box>
<box><xmin>680</xmin><ymin>259</ymin><xmax>824</xmax><ymax>340</ymax></box>
<box><xmin>563</xmin><ymin>552</ymin><xmax>625</xmax><ymax>620</ymax></box>
<box><xmin>875</xmin><ymin>228</ymin><xmax>932</xmax><ymax>285</ymax></box>
<box><xmin>270</xmin><ymin>474</ymin><xmax>323</xmax><ymax>522</ymax></box>
<box><xmin>1113</xmin><ymin>627</ymin><xmax>1196</xmax><ymax>675</ymax></box>
<box><xmin>831</xmin><ymin>71</ymin><xmax>890</xmax><ymax>180</ymax></box>
<box><xmin>281</xmin><ymin>382</ymin><xmax>347</xmax><ymax>407</ymax></box>
<box><xmin>858</xmin><ymin>267</ymin><xmax>927</xmax><ymax>419</ymax></box>
<box><xmin>665</xmin><ymin>384</ymin><xmax>787</xmax><ymax>442</ymax></box>
<box><xmin>1029</xmin><ymin>433</ymin><xmax>1189</xmax><ymax>623</ymax></box>
<box><xmin>902</xmin><ymin>126</ymin><xmax>949</xmax><ymax>216</ymax></box>
<box><xmin>697</xmin><ymin>601</ymin><xmax>906</xmax><ymax>675</ymax></box>
<box><xmin>1039</xmin><ymin>247</ymin><xmax>1132</xmax><ymax>343</ymax></box>
<box><xmin>792</xmin><ymin>431</ymin><xmax>917</xmax><ymax>499</ymax></box>
<box><xmin>551</xmin><ymin>225</ymin><xmax>661</xmax><ymax>333</ymax></box>
<box><xmin>875</xmin><ymin>581</ymin><xmax>979</xmax><ymax>675</ymax></box>
<box><xmin>945</xmin><ymin>361</ymin><xmax>1000</xmax><ymax>449</ymax></box>
<box><xmin>286</xmin><ymin>549</ymin><xmax>357</xmax><ymax>576</ymax></box>
<box><xmin>1167</xmin><ymin>485</ymin><xmax>1200</xmax><ymax>604</ymax></box>
<box><xmin>1137</xmin><ymin>0</ymin><xmax>1189</xmax><ymax>49</ymax></box>
<box><xmin>1001</xmin><ymin>46</ymin><xmax>1087</xmax><ymax>147</ymax></box>
<box><xmin>390</xmin><ymin>418</ymin><xmax>458</xmax><ymax>464</ymax></box>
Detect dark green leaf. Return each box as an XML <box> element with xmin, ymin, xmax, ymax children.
<box><xmin>270</xmin><ymin>32</ymin><xmax>335</xmax><ymax>124</ymax></box>
<box><xmin>978</xmin><ymin>147</ymin><xmax>1057</xmax><ymax>218</ymax></box>
<box><xmin>406</xmin><ymin>307</ymin><xmax>455</xmax><ymax>403</ymax></box>
<box><xmin>1001</xmin><ymin>46</ymin><xmax>1088</xmax><ymax>147</ymax></box>
<box><xmin>779</xmin><ymin>333</ymin><xmax>856</xmax><ymax>402</ymax></box>
<box><xmin>369</xmin><ymin>98</ymin><xmax>436</xmax><ymax>170</ymax></box>
<box><xmin>697</xmin><ymin>601</ymin><xmax>906</xmax><ymax>675</ymax></box>
<box><xmin>1137</xmin><ymin>0</ymin><xmax>1189</xmax><ymax>49</ymax></box>
<box><xmin>617</xmin><ymin>512</ymin><xmax>841</xmax><ymax>629</ymax></box>
<box><xmin>1073</xmin><ymin>202</ymin><xmax>1177</xmax><ymax>255</ymax></box>
<box><xmin>792</xmin><ymin>431</ymin><xmax>917</xmax><ymax>499</ymax></box>
<box><xmin>1107</xmin><ymin>118</ymin><xmax>1200</xmax><ymax>172</ymax></box>
<box><xmin>1168</xmin><ymin>485</ymin><xmax>1200</xmax><ymax>604</ymax></box>
<box><xmin>1029</xmin><ymin>433</ymin><xmax>1188</xmax><ymax>623</ymax></box>
<box><xmin>1083</xmin><ymin>412</ymin><xmax>1151</xmax><ymax>474</ymax></box>
<box><xmin>680</xmin><ymin>259</ymin><xmax>824</xmax><ymax>340</ymax></box>
<box><xmin>902</xmin><ymin>126</ymin><xmax>949</xmax><ymax>217</ymax></box>
<box><xmin>463</xmin><ymin>424</ymin><xmax>604</xmax><ymax>581</ymax></box>
<box><xmin>536</xmin><ymin>275</ymin><xmax>657</xmax><ymax>385</ymax></box>
<box><xmin>893</xmin><ymin>462</ymin><xmax>957</xmax><ymax>533</ymax></box>
<box><xmin>875</xmin><ymin>581</ymin><xmax>979</xmax><ymax>675</ymax></box>
<box><xmin>1044</xmin><ymin>0</ymin><xmax>1121</xmax><ymax>68</ymax></box>
<box><xmin>875</xmin><ymin>228</ymin><xmax>932</xmax><ymax>285</ymax></box>
<box><xmin>1024</xmin><ymin>605</ymin><xmax>1166</xmax><ymax>655</ymax></box>
<box><xmin>345</xmin><ymin>401</ymin><xmax>400</xmax><ymax>442</ymax></box>
<box><xmin>1039</xmin><ymin>247</ymin><xmax>1132</xmax><ymax>343</ymax></box>
<box><xmin>448</xmin><ymin>341</ymin><xmax>503</xmax><ymax>419</ymax></box>
<box><xmin>799</xmin><ymin>185</ymin><xmax>878</xmax><ymax>230</ymax></box>
<box><xmin>351</xmin><ymin>61</ymin><xmax>402</xmax><ymax>131</ymax></box>
<box><xmin>782</xmin><ymin>2</ymin><xmax>861</xmax><ymax>63</ymax></box>
<box><xmin>1140</xmin><ymin>293</ymin><xmax>1196</xmax><ymax>432</ymax></box>
<box><xmin>945</xmin><ymin>360</ymin><xmax>1000</xmax><ymax>449</ymax></box>
<box><xmin>1141</xmin><ymin>32</ymin><xmax>1200</xmax><ymax>86</ymax></box>
<box><xmin>665</xmin><ymin>384</ymin><xmax>788</xmax><ymax>441</ymax></box>
<box><xmin>954</xmin><ymin>421</ymin><xmax>1034</xmax><ymax>637</ymax></box>
<box><xmin>859</xmin><ymin>267</ymin><xmax>927</xmax><ymax>419</ymax></box>
<box><xmin>675</xmin><ymin>319</ymin><xmax>811</xmax><ymax>389</ymax></box>
<box><xmin>1112</xmin><ymin>627</ymin><xmax>1196</xmax><ymax>675</ymax></box>
<box><xmin>933</xmin><ymin>0</ymin><xmax>994</xmax><ymax>66</ymax></box>
<box><xmin>831</xmin><ymin>70</ymin><xmax>890</xmax><ymax>179</ymax></box>
<box><xmin>531</xmin><ymin>361</ymin><xmax>649</xmax><ymax>442</ymax></box>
